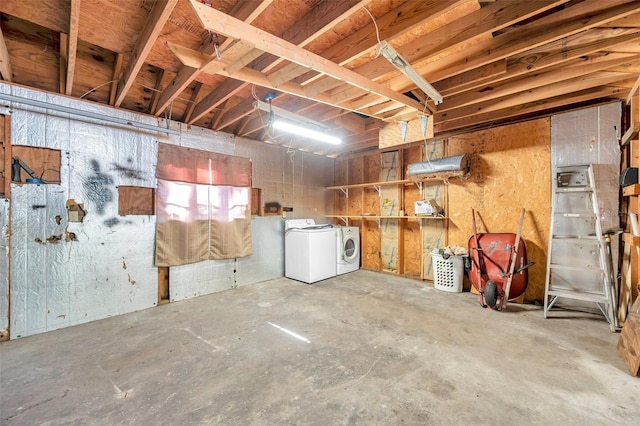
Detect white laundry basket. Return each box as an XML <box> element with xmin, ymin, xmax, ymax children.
<box><xmin>432</xmin><ymin>250</ymin><xmax>464</xmax><ymax>293</ymax></box>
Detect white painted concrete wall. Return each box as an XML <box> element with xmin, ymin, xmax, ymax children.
<box><xmin>0</xmin><ymin>82</ymin><xmax>334</xmax><ymax>339</ymax></box>
<box><xmin>0</xmin><ymin>200</ymin><xmax>8</xmax><ymax>335</ymax></box>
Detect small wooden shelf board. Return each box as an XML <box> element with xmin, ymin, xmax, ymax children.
<box><xmin>620</xmin><ymin>122</ymin><xmax>640</xmax><ymax>147</ymax></box>
<box><xmin>327</xmin><ymin>171</ymin><xmax>465</xmax><ymax>195</ymax></box>
<box><xmin>326</xmin><ymin>214</ymin><xmax>446</xmax><ymax>228</ymax></box>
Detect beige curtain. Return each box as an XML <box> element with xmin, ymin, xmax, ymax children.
<box><xmin>155</xmin><ymin>144</ymin><xmax>252</xmax><ymax>267</ymax></box>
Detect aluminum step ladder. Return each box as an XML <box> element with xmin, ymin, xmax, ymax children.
<box><xmin>543</xmin><ymin>164</ymin><xmax>618</xmax><ymax>332</ymax></box>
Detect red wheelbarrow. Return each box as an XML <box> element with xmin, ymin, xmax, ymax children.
<box><xmin>468</xmin><ymin>208</ymin><xmax>534</xmax><ymax>310</ymax></box>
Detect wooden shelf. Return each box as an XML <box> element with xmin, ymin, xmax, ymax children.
<box><xmin>623</xmin><ymin>184</ymin><xmax>640</xmax><ymax>196</ymax></box>
<box><xmin>620</xmin><ymin>122</ymin><xmax>640</xmax><ymax>147</ymax></box>
<box><xmin>623</xmin><ymin>232</ymin><xmax>640</xmax><ymax>247</ymax></box>
<box><xmin>326</xmin><ymin>214</ymin><xmax>447</xmax><ymax>220</ymax></box>
<box><xmin>327</xmin><ymin>171</ymin><xmax>466</xmax><ymax>191</ymax></box>
<box><xmin>326</xmin><ymin>179</ymin><xmax>408</xmax><ymax>190</ymax></box>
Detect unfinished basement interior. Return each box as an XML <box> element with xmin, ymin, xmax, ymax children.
<box><xmin>1</xmin><ymin>0</ymin><xmax>640</xmax><ymax>424</ymax></box>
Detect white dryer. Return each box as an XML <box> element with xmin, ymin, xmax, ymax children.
<box><xmin>336</xmin><ymin>226</ymin><xmax>360</xmax><ymax>275</ymax></box>
<box><xmin>285</xmin><ymin>219</ymin><xmax>337</xmax><ymax>284</ymax></box>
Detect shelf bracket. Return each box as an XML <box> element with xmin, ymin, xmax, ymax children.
<box><xmin>372</xmin><ymin>184</ymin><xmax>381</xmax><ymax>197</ymax></box>
<box><xmin>414</xmin><ymin>181</ymin><xmax>423</xmax><ymax>195</ymax></box>
<box><xmin>337</xmin><ymin>216</ymin><xmax>348</xmax><ymax>225</ymax></box>
<box><xmin>339</xmin><ymin>187</ymin><xmax>348</xmax><ymax>197</ymax></box>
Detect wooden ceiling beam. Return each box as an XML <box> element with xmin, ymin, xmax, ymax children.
<box><xmin>188</xmin><ymin>0</ymin><xmax>375</xmax><ymax>125</ymax></box>
<box><xmin>440</xmin><ymin>53</ymin><xmax>640</xmax><ymax>112</ymax></box>
<box><xmin>313</xmin><ymin>0</ymin><xmax>566</xmax><ymax>101</ymax></box>
<box><xmin>435</xmin><ymin>85</ymin><xmax>630</xmax><ymax>134</ymax></box>
<box><xmin>296</xmin><ymin>0</ymin><xmax>471</xmax><ymax>89</ymax></box>
<box><xmin>0</xmin><ymin>25</ymin><xmax>13</xmax><ymax>81</ymax></box>
<box><xmin>251</xmin><ymin>0</ymin><xmax>371</xmax><ymax>74</ymax></box>
<box><xmin>435</xmin><ymin>60</ymin><xmax>507</xmax><ymax>98</ymax></box>
<box><xmin>109</xmin><ymin>53</ymin><xmax>124</xmax><ymax>106</ymax></box>
<box><xmin>182</xmin><ymin>82</ymin><xmax>204</xmax><ymax>123</ymax></box>
<box><xmin>435</xmin><ymin>29</ymin><xmax>639</xmax><ymax>97</ymax></box>
<box><xmin>268</xmin><ymin>63</ymin><xmax>311</xmax><ymax>88</ymax></box>
<box><xmin>59</xmin><ymin>33</ymin><xmax>68</xmax><ymax>93</ymax></box>
<box><xmin>435</xmin><ymin>71</ymin><xmax>633</xmax><ymax>123</ymax></box>
<box><xmin>64</xmin><ymin>0</ymin><xmax>81</xmax><ymax>96</ymax></box>
<box><xmin>320</xmin><ymin>0</ymin><xmax>468</xmax><ymax>67</ymax></box>
<box><xmin>237</xmin><ymin>115</ymin><xmax>265</xmax><ymax>138</ymax></box>
<box><xmin>352</xmin><ymin>0</ymin><xmax>567</xmax><ymax>85</ymax></box>
<box><xmin>148</xmin><ymin>69</ymin><xmax>166</xmax><ymax>115</ymax></box>
<box><xmin>187</xmin><ymin>0</ymin><xmax>424</xmax><ymax>114</ymax></box>
<box><xmin>627</xmin><ymin>76</ymin><xmax>640</xmax><ymax>105</ymax></box>
<box><xmin>114</xmin><ymin>0</ymin><xmax>178</xmax><ymax>107</ymax></box>
<box><xmin>392</xmin><ymin>0</ymin><xmax>640</xmax><ymax>95</ymax></box>
<box><xmin>152</xmin><ymin>0</ymin><xmax>271</xmax><ymax>116</ymax></box>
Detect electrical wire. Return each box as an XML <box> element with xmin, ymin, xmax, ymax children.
<box><xmin>362</xmin><ymin>7</ymin><xmax>381</xmax><ymax>44</ymax></box>
<box><xmin>79</xmin><ymin>79</ymin><xmax>118</xmax><ymax>99</ymax></box>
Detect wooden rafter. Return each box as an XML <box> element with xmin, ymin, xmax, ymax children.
<box><xmin>626</xmin><ymin>75</ymin><xmax>640</xmax><ymax>105</ymax></box>
<box><xmin>396</xmin><ymin>0</ymin><xmax>640</xmax><ymax>94</ymax></box>
<box><xmin>435</xmin><ymin>71</ymin><xmax>632</xmax><ymax>124</ymax></box>
<box><xmin>109</xmin><ymin>53</ymin><xmax>123</xmax><ymax>106</ymax></box>
<box><xmin>152</xmin><ymin>0</ymin><xmax>272</xmax><ymax>116</ymax></box>
<box><xmin>188</xmin><ymin>0</ymin><xmax>370</xmax><ymax>125</ymax></box>
<box><xmin>64</xmin><ymin>0</ymin><xmax>80</xmax><ymax>96</ymax></box>
<box><xmin>0</xmin><ymin>25</ymin><xmax>12</xmax><ymax>81</ymax></box>
<box><xmin>186</xmin><ymin>0</ymin><xmax>424</xmax><ymax>117</ymax></box>
<box><xmin>435</xmin><ymin>85</ymin><xmax>630</xmax><ymax>134</ymax></box>
<box><xmin>252</xmin><ymin>0</ymin><xmax>469</xmax><ymax>125</ymax></box>
<box><xmin>436</xmin><ymin>30</ymin><xmax>639</xmax><ymax>97</ymax></box>
<box><xmin>440</xmin><ymin>53</ymin><xmax>640</xmax><ymax>112</ymax></box>
<box><xmin>148</xmin><ymin>69</ymin><xmax>166</xmax><ymax>114</ymax></box>
<box><xmin>304</xmin><ymin>0</ymin><xmax>568</xmax><ymax>113</ymax></box>
<box><xmin>182</xmin><ymin>82</ymin><xmax>204</xmax><ymax>123</ymax></box>
<box><xmin>114</xmin><ymin>0</ymin><xmax>178</xmax><ymax>107</ymax></box>
<box><xmin>59</xmin><ymin>33</ymin><xmax>68</xmax><ymax>93</ymax></box>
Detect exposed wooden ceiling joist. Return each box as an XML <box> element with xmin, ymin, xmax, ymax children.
<box><xmin>152</xmin><ymin>0</ymin><xmax>272</xmax><ymax>117</ymax></box>
<box><xmin>187</xmin><ymin>0</ymin><xmax>425</xmax><ymax>116</ymax></box>
<box><xmin>114</xmin><ymin>0</ymin><xmax>178</xmax><ymax>107</ymax></box>
<box><xmin>1</xmin><ymin>0</ymin><xmax>638</xmax><ymax>155</ymax></box>
<box><xmin>64</xmin><ymin>0</ymin><xmax>80</xmax><ymax>96</ymax></box>
<box><xmin>0</xmin><ymin>23</ymin><xmax>12</xmax><ymax>81</ymax></box>
<box><xmin>187</xmin><ymin>0</ymin><xmax>376</xmax><ymax>125</ymax></box>
<box><xmin>436</xmin><ymin>84</ymin><xmax>631</xmax><ymax>134</ymax></box>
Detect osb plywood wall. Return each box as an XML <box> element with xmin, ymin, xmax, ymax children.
<box><xmin>333</xmin><ymin>118</ymin><xmax>550</xmax><ymax>296</ymax></box>
<box><xmin>447</xmin><ymin>118</ymin><xmax>551</xmax><ymax>302</ymax></box>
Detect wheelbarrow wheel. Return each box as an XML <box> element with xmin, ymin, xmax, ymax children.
<box><xmin>484</xmin><ymin>280</ymin><xmax>498</xmax><ymax>308</ymax></box>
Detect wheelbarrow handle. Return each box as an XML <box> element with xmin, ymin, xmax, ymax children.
<box><xmin>514</xmin><ymin>261</ymin><xmax>535</xmax><ymax>274</ymax></box>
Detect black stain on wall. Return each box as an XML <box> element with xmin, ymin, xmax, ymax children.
<box><xmin>104</xmin><ymin>217</ymin><xmax>120</xmax><ymax>228</ymax></box>
<box><xmin>84</xmin><ymin>160</ymin><xmax>113</xmax><ymax>215</ymax></box>
<box><xmin>112</xmin><ymin>157</ymin><xmax>145</xmax><ymax>180</ymax></box>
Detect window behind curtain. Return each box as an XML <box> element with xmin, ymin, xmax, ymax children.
<box><xmin>155</xmin><ymin>143</ymin><xmax>252</xmax><ymax>267</ymax></box>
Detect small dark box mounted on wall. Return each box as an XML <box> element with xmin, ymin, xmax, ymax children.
<box><xmin>620</xmin><ymin>167</ymin><xmax>639</xmax><ymax>187</ymax></box>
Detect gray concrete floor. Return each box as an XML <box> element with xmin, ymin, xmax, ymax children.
<box><xmin>1</xmin><ymin>270</ymin><xmax>639</xmax><ymax>425</ymax></box>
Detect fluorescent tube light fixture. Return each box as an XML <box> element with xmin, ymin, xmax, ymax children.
<box><xmin>377</xmin><ymin>40</ymin><xmax>443</xmax><ymax>105</ymax></box>
<box><xmin>254</xmin><ymin>100</ymin><xmax>328</xmax><ymax>130</ymax></box>
<box><xmin>254</xmin><ymin>99</ymin><xmax>341</xmax><ymax>145</ymax></box>
<box><xmin>273</xmin><ymin>120</ymin><xmax>342</xmax><ymax>145</ymax></box>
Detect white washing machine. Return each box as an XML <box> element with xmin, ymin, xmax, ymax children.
<box><xmin>285</xmin><ymin>219</ymin><xmax>337</xmax><ymax>284</ymax></box>
<box><xmin>336</xmin><ymin>226</ymin><xmax>360</xmax><ymax>275</ymax></box>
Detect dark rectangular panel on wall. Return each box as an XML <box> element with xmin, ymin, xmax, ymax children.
<box><xmin>118</xmin><ymin>186</ymin><xmax>155</xmax><ymax>215</ymax></box>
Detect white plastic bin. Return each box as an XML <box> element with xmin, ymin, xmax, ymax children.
<box><xmin>432</xmin><ymin>250</ymin><xmax>464</xmax><ymax>293</ymax></box>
